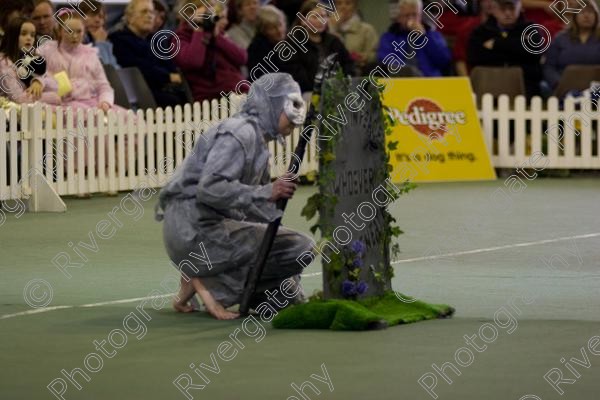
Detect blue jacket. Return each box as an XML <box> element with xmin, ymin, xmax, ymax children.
<box><xmin>543</xmin><ymin>30</ymin><xmax>600</xmax><ymax>89</ymax></box>
<box><xmin>83</xmin><ymin>33</ymin><xmax>120</xmax><ymax>68</ymax></box>
<box><xmin>377</xmin><ymin>23</ymin><xmax>451</xmax><ymax>77</ymax></box>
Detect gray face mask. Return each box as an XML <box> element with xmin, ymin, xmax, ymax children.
<box><xmin>240</xmin><ymin>73</ymin><xmax>304</xmax><ymax>141</ymax></box>
<box><xmin>283</xmin><ymin>92</ymin><xmax>307</xmax><ymax>126</ymax></box>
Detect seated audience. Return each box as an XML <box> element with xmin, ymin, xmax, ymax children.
<box><xmin>226</xmin><ymin>0</ymin><xmax>259</xmax><ymax>49</ymax></box>
<box><xmin>247</xmin><ymin>5</ymin><xmax>288</xmax><ymax>79</ymax></box>
<box><xmin>378</xmin><ymin>0</ymin><xmax>452</xmax><ymax>77</ymax></box>
<box><xmin>32</xmin><ymin>0</ymin><xmax>56</xmax><ymax>40</ymax></box>
<box><xmin>285</xmin><ymin>0</ymin><xmax>355</xmax><ymax>94</ymax></box>
<box><xmin>454</xmin><ymin>0</ymin><xmax>497</xmax><ymax>76</ymax></box>
<box><xmin>543</xmin><ymin>0</ymin><xmax>600</xmax><ymax>91</ymax></box>
<box><xmin>0</xmin><ymin>0</ymin><xmax>35</xmax><ymax>45</ymax></box>
<box><xmin>38</xmin><ymin>9</ymin><xmax>117</xmax><ymax>112</ymax></box>
<box><xmin>109</xmin><ymin>0</ymin><xmax>188</xmax><ymax>108</ymax></box>
<box><xmin>80</xmin><ymin>0</ymin><xmax>120</xmax><ymax>68</ymax></box>
<box><xmin>329</xmin><ymin>0</ymin><xmax>379</xmax><ymax>75</ymax></box>
<box><xmin>174</xmin><ymin>0</ymin><xmax>247</xmax><ymax>101</ymax></box>
<box><xmin>468</xmin><ymin>0</ymin><xmax>544</xmax><ymax>97</ymax></box>
<box><xmin>0</xmin><ymin>16</ymin><xmax>60</xmax><ymax>105</ymax></box>
<box><xmin>521</xmin><ymin>0</ymin><xmax>565</xmax><ymax>37</ymax></box>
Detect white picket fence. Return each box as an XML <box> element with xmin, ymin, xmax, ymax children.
<box><xmin>480</xmin><ymin>94</ymin><xmax>600</xmax><ymax>169</ymax></box>
<box><xmin>1</xmin><ymin>93</ymin><xmax>599</xmax><ymax>210</ymax></box>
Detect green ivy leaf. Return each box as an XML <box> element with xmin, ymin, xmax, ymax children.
<box><xmin>390</xmin><ymin>226</ymin><xmax>403</xmax><ymax>237</ymax></box>
<box><xmin>301</xmin><ymin>193</ymin><xmax>322</xmax><ymax>220</ymax></box>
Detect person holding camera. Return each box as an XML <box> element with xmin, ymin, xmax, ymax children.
<box><xmin>173</xmin><ymin>0</ymin><xmax>248</xmax><ymax>102</ymax></box>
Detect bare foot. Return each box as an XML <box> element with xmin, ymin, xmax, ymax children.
<box><xmin>173</xmin><ymin>276</ymin><xmax>196</xmax><ymax>313</ymax></box>
<box><xmin>173</xmin><ymin>300</ymin><xmax>194</xmax><ymax>313</ymax></box>
<box><xmin>204</xmin><ymin>302</ymin><xmax>240</xmax><ymax>320</ymax></box>
<box><xmin>189</xmin><ymin>277</ymin><xmax>240</xmax><ymax>320</ymax></box>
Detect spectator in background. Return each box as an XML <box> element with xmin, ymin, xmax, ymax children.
<box><xmin>0</xmin><ymin>0</ymin><xmax>35</xmax><ymax>44</ymax></box>
<box><xmin>0</xmin><ymin>16</ymin><xmax>60</xmax><ymax>105</ymax></box>
<box><xmin>247</xmin><ymin>5</ymin><xmax>288</xmax><ymax>79</ymax></box>
<box><xmin>543</xmin><ymin>0</ymin><xmax>600</xmax><ymax>91</ymax></box>
<box><xmin>269</xmin><ymin>0</ymin><xmax>305</xmax><ymax>27</ymax></box>
<box><xmin>378</xmin><ymin>0</ymin><xmax>451</xmax><ymax>77</ymax></box>
<box><xmin>109</xmin><ymin>0</ymin><xmax>188</xmax><ymax>108</ymax></box>
<box><xmin>454</xmin><ymin>0</ymin><xmax>497</xmax><ymax>76</ymax></box>
<box><xmin>521</xmin><ymin>0</ymin><xmax>564</xmax><ymax>37</ymax></box>
<box><xmin>227</xmin><ymin>0</ymin><xmax>259</xmax><ymax>49</ymax></box>
<box><xmin>285</xmin><ymin>0</ymin><xmax>354</xmax><ymax>94</ymax></box>
<box><xmin>329</xmin><ymin>0</ymin><xmax>379</xmax><ymax>75</ymax></box>
<box><xmin>468</xmin><ymin>0</ymin><xmax>543</xmax><ymax>97</ymax></box>
<box><xmin>174</xmin><ymin>0</ymin><xmax>247</xmax><ymax>101</ymax></box>
<box><xmin>38</xmin><ymin>9</ymin><xmax>117</xmax><ymax>112</ymax></box>
<box><xmin>153</xmin><ymin>0</ymin><xmax>169</xmax><ymax>32</ymax></box>
<box><xmin>80</xmin><ymin>0</ymin><xmax>120</xmax><ymax>68</ymax></box>
<box><xmin>31</xmin><ymin>0</ymin><xmax>56</xmax><ymax>40</ymax></box>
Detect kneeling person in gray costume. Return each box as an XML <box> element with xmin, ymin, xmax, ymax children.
<box><xmin>155</xmin><ymin>73</ymin><xmax>312</xmax><ymax>320</ymax></box>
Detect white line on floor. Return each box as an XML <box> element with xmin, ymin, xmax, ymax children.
<box><xmin>2</xmin><ymin>232</ymin><xmax>597</xmax><ymax>320</ymax></box>
<box><xmin>301</xmin><ymin>232</ymin><xmax>600</xmax><ymax>276</ymax></box>
<box><xmin>391</xmin><ymin>232</ymin><xmax>600</xmax><ymax>264</ymax></box>
<box><xmin>0</xmin><ymin>295</ymin><xmax>172</xmax><ymax>320</ymax></box>
<box><xmin>0</xmin><ymin>305</ymin><xmax>73</xmax><ymax>320</ymax></box>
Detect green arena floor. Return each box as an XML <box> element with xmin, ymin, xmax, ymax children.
<box><xmin>1</xmin><ymin>178</ymin><xmax>599</xmax><ymax>400</ymax></box>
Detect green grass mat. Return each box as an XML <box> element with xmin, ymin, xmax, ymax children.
<box><xmin>272</xmin><ymin>291</ymin><xmax>455</xmax><ymax>330</ymax></box>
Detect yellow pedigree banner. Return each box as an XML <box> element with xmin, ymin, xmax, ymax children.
<box><xmin>381</xmin><ymin>77</ymin><xmax>496</xmax><ymax>182</ymax></box>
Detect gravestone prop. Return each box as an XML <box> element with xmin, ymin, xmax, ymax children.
<box><xmin>276</xmin><ymin>76</ymin><xmax>455</xmax><ymax>330</ymax></box>
<box><xmin>303</xmin><ymin>76</ymin><xmax>406</xmax><ymax>300</ymax></box>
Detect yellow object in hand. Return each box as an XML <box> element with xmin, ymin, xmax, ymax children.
<box><xmin>54</xmin><ymin>71</ymin><xmax>72</xmax><ymax>97</ymax></box>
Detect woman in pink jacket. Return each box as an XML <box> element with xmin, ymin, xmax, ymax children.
<box><xmin>37</xmin><ymin>9</ymin><xmax>117</xmax><ymax>112</ymax></box>
<box><xmin>0</xmin><ymin>17</ymin><xmax>61</xmax><ymax>106</ymax></box>
<box><xmin>174</xmin><ymin>1</ymin><xmax>248</xmax><ymax>101</ymax></box>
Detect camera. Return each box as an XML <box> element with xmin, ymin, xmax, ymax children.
<box><xmin>201</xmin><ymin>14</ymin><xmax>220</xmax><ymax>32</ymax></box>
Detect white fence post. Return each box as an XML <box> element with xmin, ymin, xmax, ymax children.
<box><xmin>24</xmin><ymin>103</ymin><xmax>65</xmax><ymax>212</ymax></box>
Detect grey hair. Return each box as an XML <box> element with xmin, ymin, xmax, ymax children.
<box><xmin>256</xmin><ymin>5</ymin><xmax>286</xmax><ymax>34</ymax></box>
<box><xmin>125</xmin><ymin>0</ymin><xmax>153</xmax><ymax>21</ymax></box>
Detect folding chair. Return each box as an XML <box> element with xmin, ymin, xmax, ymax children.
<box><xmin>102</xmin><ymin>64</ymin><xmax>131</xmax><ymax>109</ymax></box>
<box><xmin>469</xmin><ymin>66</ymin><xmax>526</xmax><ymax>100</ymax></box>
<box><xmin>553</xmin><ymin>65</ymin><xmax>600</xmax><ymax>98</ymax></box>
<box><xmin>116</xmin><ymin>67</ymin><xmax>158</xmax><ymax>111</ymax></box>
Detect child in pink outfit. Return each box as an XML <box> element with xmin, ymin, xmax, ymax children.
<box><xmin>37</xmin><ymin>9</ymin><xmax>119</xmax><ymax>112</ymax></box>
<box><xmin>0</xmin><ymin>17</ymin><xmax>61</xmax><ymax>105</ymax></box>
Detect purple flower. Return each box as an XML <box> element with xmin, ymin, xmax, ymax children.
<box><xmin>342</xmin><ymin>280</ymin><xmax>357</xmax><ymax>296</ymax></box>
<box><xmin>356</xmin><ymin>281</ymin><xmax>368</xmax><ymax>295</ymax></box>
<box><xmin>350</xmin><ymin>240</ymin><xmax>366</xmax><ymax>256</ymax></box>
<box><xmin>352</xmin><ymin>257</ymin><xmax>364</xmax><ymax>268</ymax></box>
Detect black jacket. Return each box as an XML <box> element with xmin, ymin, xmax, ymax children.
<box><xmin>282</xmin><ymin>31</ymin><xmax>355</xmax><ymax>92</ymax></box>
<box><xmin>247</xmin><ymin>33</ymin><xmax>289</xmax><ymax>80</ymax></box>
<box><xmin>467</xmin><ymin>15</ymin><xmax>543</xmax><ymax>96</ymax></box>
<box><xmin>109</xmin><ymin>26</ymin><xmax>177</xmax><ymax>88</ymax></box>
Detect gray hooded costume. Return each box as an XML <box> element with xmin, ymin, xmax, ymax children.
<box><xmin>155</xmin><ymin>73</ymin><xmax>312</xmax><ymax>308</ymax></box>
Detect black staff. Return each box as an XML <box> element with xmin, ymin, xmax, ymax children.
<box><xmin>239</xmin><ymin>54</ymin><xmax>338</xmax><ymax>315</ymax></box>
